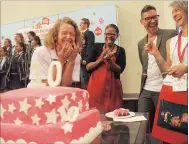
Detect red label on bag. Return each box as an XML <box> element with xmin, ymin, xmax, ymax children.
<box><xmin>181</xmin><ymin>113</ymin><xmax>188</xmax><ymax>123</ymax></box>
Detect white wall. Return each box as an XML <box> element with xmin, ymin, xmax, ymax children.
<box><xmin>1</xmin><ymin>1</ymin><xmax>175</xmax><ymax>94</ymax></box>
<box><xmin>163</xmin><ymin>1</ymin><xmax>176</xmax><ymax>29</ymax></box>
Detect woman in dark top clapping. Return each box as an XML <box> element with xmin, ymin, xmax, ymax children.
<box><xmin>87</xmin><ymin>24</ymin><xmax>126</xmax><ymax>113</ymax></box>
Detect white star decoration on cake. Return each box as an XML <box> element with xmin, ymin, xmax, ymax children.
<box><xmin>45</xmin><ymin>109</ymin><xmax>59</xmax><ymax>124</ymax></box>
<box><xmin>61</xmin><ymin>122</ymin><xmax>73</xmax><ymax>134</ymax></box>
<box><xmin>19</xmin><ymin>98</ymin><xmax>32</xmax><ymax>115</ymax></box>
<box><xmin>85</xmin><ymin>102</ymin><xmax>89</xmax><ymax>110</ymax></box>
<box><xmin>83</xmin><ymin>92</ymin><xmax>87</xmax><ymax>99</ymax></box>
<box><xmin>71</xmin><ymin>93</ymin><xmax>76</xmax><ymax>101</ymax></box>
<box><xmin>46</xmin><ymin>94</ymin><xmax>56</xmax><ymax>105</ymax></box>
<box><xmin>14</xmin><ymin>117</ymin><xmax>23</xmax><ymax>125</ymax></box>
<box><xmin>78</xmin><ymin>100</ymin><xmax>83</xmax><ymax>112</ymax></box>
<box><xmin>62</xmin><ymin>96</ymin><xmax>70</xmax><ymax>110</ymax></box>
<box><xmin>8</xmin><ymin>103</ymin><xmax>16</xmax><ymax>114</ymax></box>
<box><xmin>35</xmin><ymin>98</ymin><xmax>44</xmax><ymax>109</ymax></box>
<box><xmin>31</xmin><ymin>114</ymin><xmax>41</xmax><ymax>125</ymax></box>
<box><xmin>0</xmin><ymin>104</ymin><xmax>6</xmax><ymax>119</ymax></box>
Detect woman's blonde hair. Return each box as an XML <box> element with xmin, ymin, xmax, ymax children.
<box><xmin>170</xmin><ymin>1</ymin><xmax>188</xmax><ymax>15</ymax></box>
<box><xmin>44</xmin><ymin>17</ymin><xmax>83</xmax><ymax>49</ymax></box>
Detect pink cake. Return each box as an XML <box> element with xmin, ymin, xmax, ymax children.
<box><xmin>0</xmin><ymin>87</ymin><xmax>103</xmax><ymax>143</ymax></box>
<box><xmin>114</xmin><ymin>108</ymin><xmax>129</xmax><ymax>117</ymax></box>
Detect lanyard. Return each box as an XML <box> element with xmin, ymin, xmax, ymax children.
<box><xmin>177</xmin><ymin>32</ymin><xmax>188</xmax><ymax>63</ymax></box>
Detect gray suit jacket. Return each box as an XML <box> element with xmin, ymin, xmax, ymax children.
<box><xmin>138</xmin><ymin>28</ymin><xmax>177</xmax><ymax>93</ymax></box>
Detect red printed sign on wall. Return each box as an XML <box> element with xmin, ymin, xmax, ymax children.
<box><xmin>94</xmin><ymin>27</ymin><xmax>102</xmax><ymax>36</ymax></box>
<box><xmin>42</xmin><ymin>17</ymin><xmax>50</xmax><ymax>25</ymax></box>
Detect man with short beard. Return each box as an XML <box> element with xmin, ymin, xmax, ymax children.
<box><xmin>138</xmin><ymin>5</ymin><xmax>177</xmax><ymax>143</ymax></box>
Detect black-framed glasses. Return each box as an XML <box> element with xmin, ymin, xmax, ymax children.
<box><xmin>104</xmin><ymin>33</ymin><xmax>116</xmax><ymax>37</ymax></box>
<box><xmin>144</xmin><ymin>15</ymin><xmax>160</xmax><ymax>22</ymax></box>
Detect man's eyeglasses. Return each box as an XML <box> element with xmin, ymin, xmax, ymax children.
<box><xmin>144</xmin><ymin>15</ymin><xmax>160</xmax><ymax>22</ymax></box>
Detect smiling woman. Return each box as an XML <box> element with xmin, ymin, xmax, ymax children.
<box><xmin>86</xmin><ymin>24</ymin><xmax>126</xmax><ymax>113</ymax></box>
<box><xmin>144</xmin><ymin>1</ymin><xmax>189</xmax><ymax>143</ymax></box>
<box><xmin>28</xmin><ymin>17</ymin><xmax>83</xmax><ymax>87</ymax></box>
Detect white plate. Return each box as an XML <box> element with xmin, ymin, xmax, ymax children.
<box><xmin>105</xmin><ymin>111</ymin><xmax>135</xmax><ymax>119</ymax></box>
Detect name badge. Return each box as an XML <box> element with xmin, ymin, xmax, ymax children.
<box><xmin>173</xmin><ymin>74</ymin><xmax>187</xmax><ymax>92</ymax></box>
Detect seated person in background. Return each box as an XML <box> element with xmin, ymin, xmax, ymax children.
<box><xmin>0</xmin><ymin>47</ymin><xmax>9</xmax><ymax>93</ymax></box>
<box><xmin>87</xmin><ymin>24</ymin><xmax>126</xmax><ymax>113</ymax></box>
<box><xmin>28</xmin><ymin>17</ymin><xmax>82</xmax><ymax>87</ymax></box>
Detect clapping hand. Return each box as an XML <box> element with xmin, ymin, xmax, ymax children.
<box><xmin>104</xmin><ymin>50</ymin><xmax>116</xmax><ymax>60</ymax></box>
<box><xmin>99</xmin><ymin>48</ymin><xmax>109</xmax><ymax>61</ymax></box>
